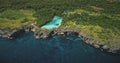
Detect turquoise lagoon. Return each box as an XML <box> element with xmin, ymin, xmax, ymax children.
<box><xmin>41</xmin><ymin>16</ymin><xmax>63</xmax><ymax>30</ymax></box>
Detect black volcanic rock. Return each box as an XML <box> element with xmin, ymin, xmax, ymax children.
<box><xmin>35</xmin><ymin>30</ymin><xmax>52</xmax><ymax>39</ymax></box>
<box><xmin>0</xmin><ymin>27</ymin><xmax>120</xmax><ymax>55</ymax></box>
<box><xmin>10</xmin><ymin>29</ymin><xmax>25</xmax><ymax>39</ymax></box>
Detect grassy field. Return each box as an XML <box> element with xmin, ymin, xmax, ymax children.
<box><xmin>0</xmin><ymin>0</ymin><xmax>120</xmax><ymax>46</ymax></box>
<box><xmin>0</xmin><ymin>9</ymin><xmax>36</xmax><ymax>29</ymax></box>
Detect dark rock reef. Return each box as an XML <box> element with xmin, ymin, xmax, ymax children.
<box><xmin>0</xmin><ymin>25</ymin><xmax>34</xmax><ymax>39</ymax></box>
<box><xmin>0</xmin><ymin>26</ymin><xmax>120</xmax><ymax>55</ymax></box>
<box><xmin>0</xmin><ymin>28</ymin><xmax>24</xmax><ymax>39</ymax></box>
<box><xmin>34</xmin><ymin>28</ymin><xmax>120</xmax><ymax>55</ymax></box>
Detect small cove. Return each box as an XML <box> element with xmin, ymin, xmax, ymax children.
<box><xmin>0</xmin><ymin>32</ymin><xmax>120</xmax><ymax>63</ymax></box>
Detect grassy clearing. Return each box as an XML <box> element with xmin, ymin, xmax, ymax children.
<box><xmin>0</xmin><ymin>9</ymin><xmax>36</xmax><ymax>29</ymax></box>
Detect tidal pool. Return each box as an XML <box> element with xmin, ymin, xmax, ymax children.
<box><xmin>41</xmin><ymin>16</ymin><xmax>63</xmax><ymax>30</ymax></box>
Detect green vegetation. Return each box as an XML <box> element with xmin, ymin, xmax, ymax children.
<box><xmin>62</xmin><ymin>9</ymin><xmax>120</xmax><ymax>46</ymax></box>
<box><xmin>0</xmin><ymin>9</ymin><xmax>36</xmax><ymax>29</ymax></box>
<box><xmin>0</xmin><ymin>0</ymin><xmax>120</xmax><ymax>46</ymax></box>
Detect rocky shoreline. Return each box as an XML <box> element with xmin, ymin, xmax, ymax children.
<box><xmin>0</xmin><ymin>25</ymin><xmax>120</xmax><ymax>55</ymax></box>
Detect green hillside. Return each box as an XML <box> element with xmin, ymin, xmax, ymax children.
<box><xmin>0</xmin><ymin>9</ymin><xmax>36</xmax><ymax>29</ymax></box>
<box><xmin>0</xmin><ymin>0</ymin><xmax>120</xmax><ymax>46</ymax></box>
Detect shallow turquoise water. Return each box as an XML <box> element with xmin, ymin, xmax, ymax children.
<box><xmin>41</xmin><ymin>16</ymin><xmax>63</xmax><ymax>30</ymax></box>
<box><xmin>0</xmin><ymin>32</ymin><xmax>120</xmax><ymax>63</ymax></box>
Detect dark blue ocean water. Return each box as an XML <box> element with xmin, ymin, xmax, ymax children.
<box><xmin>0</xmin><ymin>32</ymin><xmax>120</xmax><ymax>63</ymax></box>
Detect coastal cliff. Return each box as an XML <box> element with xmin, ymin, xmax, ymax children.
<box><xmin>34</xmin><ymin>27</ymin><xmax>120</xmax><ymax>55</ymax></box>
<box><xmin>1</xmin><ymin>25</ymin><xmax>119</xmax><ymax>54</ymax></box>
<box><xmin>0</xmin><ymin>0</ymin><xmax>120</xmax><ymax>55</ymax></box>
<box><xmin>35</xmin><ymin>28</ymin><xmax>120</xmax><ymax>55</ymax></box>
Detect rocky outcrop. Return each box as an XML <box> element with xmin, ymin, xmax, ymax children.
<box><xmin>33</xmin><ymin>28</ymin><xmax>120</xmax><ymax>55</ymax></box>
<box><xmin>0</xmin><ymin>28</ymin><xmax>19</xmax><ymax>39</ymax></box>
<box><xmin>0</xmin><ymin>28</ymin><xmax>26</xmax><ymax>39</ymax></box>
<box><xmin>0</xmin><ymin>24</ymin><xmax>36</xmax><ymax>39</ymax></box>
<box><xmin>107</xmin><ymin>42</ymin><xmax>120</xmax><ymax>54</ymax></box>
<box><xmin>9</xmin><ymin>29</ymin><xmax>25</xmax><ymax>39</ymax></box>
<box><xmin>35</xmin><ymin>30</ymin><xmax>52</xmax><ymax>39</ymax></box>
<box><xmin>34</xmin><ymin>28</ymin><xmax>79</xmax><ymax>39</ymax></box>
<box><xmin>0</xmin><ymin>26</ymin><xmax>120</xmax><ymax>55</ymax></box>
<box><xmin>78</xmin><ymin>31</ymin><xmax>120</xmax><ymax>55</ymax></box>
